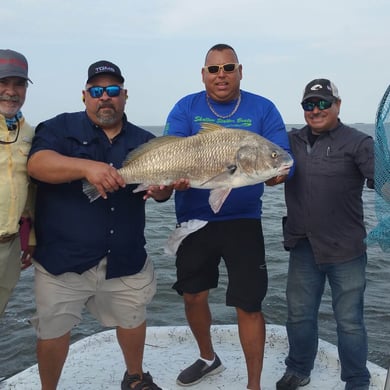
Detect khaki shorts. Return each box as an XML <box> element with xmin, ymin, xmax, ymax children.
<box><xmin>30</xmin><ymin>257</ymin><xmax>157</xmax><ymax>339</ymax></box>
<box><xmin>0</xmin><ymin>236</ymin><xmax>21</xmax><ymax>315</ymax></box>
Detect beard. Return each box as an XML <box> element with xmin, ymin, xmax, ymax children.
<box><xmin>95</xmin><ymin>104</ymin><xmax>121</xmax><ymax>126</ymax></box>
<box><xmin>0</xmin><ymin>95</ymin><xmax>23</xmax><ymax>118</ymax></box>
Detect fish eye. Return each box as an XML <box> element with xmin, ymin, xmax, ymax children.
<box><xmin>271</xmin><ymin>151</ymin><xmax>278</xmax><ymax>158</ymax></box>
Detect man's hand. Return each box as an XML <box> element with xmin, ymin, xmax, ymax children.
<box><xmin>143</xmin><ymin>178</ymin><xmax>191</xmax><ymax>201</ymax></box>
<box><xmin>84</xmin><ymin>161</ymin><xmax>126</xmax><ymax>199</ymax></box>
<box><xmin>143</xmin><ymin>185</ymin><xmax>174</xmax><ymax>201</ymax></box>
<box><xmin>21</xmin><ymin>245</ymin><xmax>35</xmax><ymax>270</ymax></box>
<box><xmin>265</xmin><ymin>175</ymin><xmax>288</xmax><ymax>186</ymax></box>
<box><xmin>172</xmin><ymin>178</ymin><xmax>190</xmax><ymax>191</ymax></box>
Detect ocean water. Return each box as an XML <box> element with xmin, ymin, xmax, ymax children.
<box><xmin>0</xmin><ymin>124</ymin><xmax>389</xmax><ymax>381</ymax></box>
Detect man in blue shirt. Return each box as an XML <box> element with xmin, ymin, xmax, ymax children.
<box><xmin>27</xmin><ymin>60</ymin><xmax>170</xmax><ymax>390</ymax></box>
<box><xmin>164</xmin><ymin>44</ymin><xmax>293</xmax><ymax>390</ymax></box>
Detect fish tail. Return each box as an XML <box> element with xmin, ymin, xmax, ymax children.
<box><xmin>82</xmin><ymin>180</ymin><xmax>101</xmax><ymax>202</ymax></box>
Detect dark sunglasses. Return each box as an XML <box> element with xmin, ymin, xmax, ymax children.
<box><xmin>204</xmin><ymin>63</ymin><xmax>239</xmax><ymax>74</ymax></box>
<box><xmin>301</xmin><ymin>100</ymin><xmax>333</xmax><ymax>111</ymax></box>
<box><xmin>87</xmin><ymin>85</ymin><xmax>122</xmax><ymax>98</ymax></box>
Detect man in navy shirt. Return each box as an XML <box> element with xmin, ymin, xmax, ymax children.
<box><xmin>27</xmin><ymin>60</ymin><xmax>170</xmax><ymax>390</ymax></box>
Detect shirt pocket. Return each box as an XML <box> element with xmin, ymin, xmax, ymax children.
<box><xmin>320</xmin><ymin>153</ymin><xmax>346</xmax><ymax>177</ymax></box>
<box><xmin>18</xmin><ymin>139</ymin><xmax>32</xmax><ymax>157</ymax></box>
<box><xmin>309</xmin><ymin>147</ymin><xmax>347</xmax><ymax>178</ymax></box>
<box><xmin>66</xmin><ymin>136</ymin><xmax>102</xmax><ymax>161</ymax></box>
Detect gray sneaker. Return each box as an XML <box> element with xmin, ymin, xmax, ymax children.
<box><xmin>276</xmin><ymin>372</ymin><xmax>310</xmax><ymax>390</ymax></box>
<box><xmin>176</xmin><ymin>354</ymin><xmax>225</xmax><ymax>386</ymax></box>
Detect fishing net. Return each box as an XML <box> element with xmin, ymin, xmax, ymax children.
<box><xmin>367</xmin><ymin>85</ymin><xmax>390</xmax><ymax>252</ymax></box>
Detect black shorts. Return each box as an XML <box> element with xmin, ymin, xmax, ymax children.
<box><xmin>173</xmin><ymin>219</ymin><xmax>267</xmax><ymax>312</ymax></box>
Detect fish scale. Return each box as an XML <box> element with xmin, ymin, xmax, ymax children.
<box><xmin>120</xmin><ymin>130</ymin><xmax>256</xmax><ymax>183</ymax></box>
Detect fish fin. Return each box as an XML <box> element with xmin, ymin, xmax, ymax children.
<box><xmin>132</xmin><ymin>183</ymin><xmax>148</xmax><ymax>193</ymax></box>
<box><xmin>236</xmin><ymin>145</ymin><xmax>259</xmax><ymax>172</ymax></box>
<box><xmin>198</xmin><ymin>123</ymin><xmax>226</xmax><ymax>134</ymax></box>
<box><xmin>82</xmin><ymin>180</ymin><xmax>101</xmax><ymax>202</ymax></box>
<box><xmin>200</xmin><ymin>165</ymin><xmax>237</xmax><ymax>186</ymax></box>
<box><xmin>209</xmin><ymin>188</ymin><xmax>232</xmax><ymax>213</ymax></box>
<box><xmin>123</xmin><ymin>135</ymin><xmax>183</xmax><ymax>166</ymax></box>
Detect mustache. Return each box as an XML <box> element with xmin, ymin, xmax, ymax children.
<box><xmin>0</xmin><ymin>95</ymin><xmax>20</xmax><ymax>102</ymax></box>
<box><xmin>98</xmin><ymin>103</ymin><xmax>115</xmax><ymax>110</ymax></box>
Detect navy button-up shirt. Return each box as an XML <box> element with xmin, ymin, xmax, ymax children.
<box><xmin>29</xmin><ymin>111</ymin><xmax>155</xmax><ymax>278</ymax></box>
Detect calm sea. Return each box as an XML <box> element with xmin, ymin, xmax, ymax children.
<box><xmin>1</xmin><ymin>124</ymin><xmax>389</xmax><ymax>381</ymax></box>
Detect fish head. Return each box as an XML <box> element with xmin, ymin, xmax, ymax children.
<box><xmin>235</xmin><ymin>138</ymin><xmax>293</xmax><ymax>182</ymax></box>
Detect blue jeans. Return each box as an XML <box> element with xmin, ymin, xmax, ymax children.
<box><xmin>284</xmin><ymin>238</ymin><xmax>370</xmax><ymax>389</ymax></box>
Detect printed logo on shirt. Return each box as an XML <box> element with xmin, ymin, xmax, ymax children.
<box><xmin>193</xmin><ymin>116</ymin><xmax>252</xmax><ymax>128</ymax></box>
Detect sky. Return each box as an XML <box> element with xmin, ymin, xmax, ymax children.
<box><xmin>3</xmin><ymin>0</ymin><xmax>390</xmax><ymax>127</ymax></box>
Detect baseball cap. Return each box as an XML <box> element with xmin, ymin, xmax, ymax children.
<box><xmin>302</xmin><ymin>78</ymin><xmax>340</xmax><ymax>103</ymax></box>
<box><xmin>0</xmin><ymin>49</ymin><xmax>32</xmax><ymax>83</ymax></box>
<box><xmin>87</xmin><ymin>60</ymin><xmax>124</xmax><ymax>83</ymax></box>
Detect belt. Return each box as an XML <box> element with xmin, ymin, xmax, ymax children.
<box><xmin>0</xmin><ymin>233</ymin><xmax>17</xmax><ymax>243</ymax></box>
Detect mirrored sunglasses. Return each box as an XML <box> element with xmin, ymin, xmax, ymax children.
<box><xmin>87</xmin><ymin>85</ymin><xmax>122</xmax><ymax>98</ymax></box>
<box><xmin>301</xmin><ymin>100</ymin><xmax>333</xmax><ymax>111</ymax></box>
<box><xmin>204</xmin><ymin>63</ymin><xmax>239</xmax><ymax>74</ymax></box>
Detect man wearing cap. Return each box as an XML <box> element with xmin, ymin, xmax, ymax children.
<box><xmin>276</xmin><ymin>79</ymin><xmax>374</xmax><ymax>390</ymax></box>
<box><xmin>27</xmin><ymin>60</ymin><xmax>170</xmax><ymax>390</ymax></box>
<box><xmin>0</xmin><ymin>49</ymin><xmax>35</xmax><ymax>316</ymax></box>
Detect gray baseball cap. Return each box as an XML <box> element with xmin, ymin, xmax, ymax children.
<box><xmin>0</xmin><ymin>49</ymin><xmax>32</xmax><ymax>83</ymax></box>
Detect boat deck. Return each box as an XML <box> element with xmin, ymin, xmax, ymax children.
<box><xmin>1</xmin><ymin>324</ymin><xmax>386</xmax><ymax>389</ymax></box>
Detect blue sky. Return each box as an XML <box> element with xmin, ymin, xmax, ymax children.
<box><xmin>3</xmin><ymin>0</ymin><xmax>389</xmax><ymax>126</ymax></box>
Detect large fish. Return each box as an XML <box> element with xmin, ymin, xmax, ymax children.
<box><xmin>83</xmin><ymin>123</ymin><xmax>293</xmax><ymax>213</ymax></box>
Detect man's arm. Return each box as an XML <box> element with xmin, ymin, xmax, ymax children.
<box><xmin>28</xmin><ymin>150</ymin><xmax>126</xmax><ymax>199</ymax></box>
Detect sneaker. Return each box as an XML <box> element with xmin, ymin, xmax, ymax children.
<box><xmin>176</xmin><ymin>354</ymin><xmax>225</xmax><ymax>386</ymax></box>
<box><xmin>121</xmin><ymin>371</ymin><xmax>162</xmax><ymax>390</ymax></box>
<box><xmin>276</xmin><ymin>372</ymin><xmax>310</xmax><ymax>390</ymax></box>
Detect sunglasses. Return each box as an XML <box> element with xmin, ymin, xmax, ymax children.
<box><xmin>87</xmin><ymin>85</ymin><xmax>122</xmax><ymax>98</ymax></box>
<box><xmin>301</xmin><ymin>100</ymin><xmax>333</xmax><ymax>111</ymax></box>
<box><xmin>204</xmin><ymin>63</ymin><xmax>239</xmax><ymax>74</ymax></box>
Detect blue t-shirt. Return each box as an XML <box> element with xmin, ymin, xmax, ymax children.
<box><xmin>164</xmin><ymin>89</ymin><xmax>292</xmax><ymax>223</ymax></box>
<box><xmin>29</xmin><ymin>111</ymin><xmax>155</xmax><ymax>278</ymax></box>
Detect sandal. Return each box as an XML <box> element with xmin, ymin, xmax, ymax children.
<box><xmin>121</xmin><ymin>371</ymin><xmax>162</xmax><ymax>390</ymax></box>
